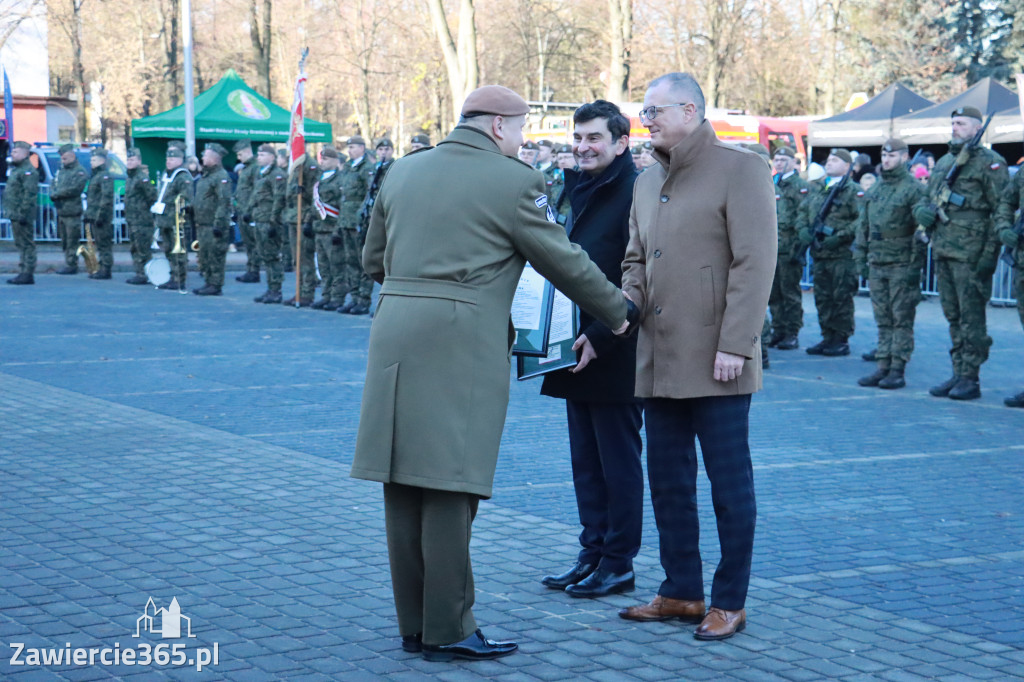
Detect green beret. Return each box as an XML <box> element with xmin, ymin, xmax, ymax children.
<box><xmin>205</xmin><ymin>142</ymin><xmax>228</xmax><ymax>157</ymax></box>
<box><xmin>556</xmin><ymin>144</ymin><xmax>573</xmax><ymax>155</ymax></box>
<box><xmin>233</xmin><ymin>139</ymin><xmax>252</xmax><ymax>153</ymax></box>
<box><xmin>411</xmin><ymin>134</ymin><xmax>430</xmax><ymax>146</ymax></box>
<box><xmin>276</xmin><ymin>148</ymin><xmax>288</xmax><ymax>158</ymax></box>
<box><xmin>951</xmin><ymin>106</ymin><xmax>983</xmax><ymax>122</ymax></box>
<box><xmin>773</xmin><ymin>146</ymin><xmax>796</xmax><ymax>159</ymax></box>
<box><xmin>12</xmin><ymin>140</ymin><xmax>31</xmax><ymax>151</ymax></box>
<box><xmin>167</xmin><ymin>140</ymin><xmax>186</xmax><ymax>151</ymax></box>
<box><xmin>258</xmin><ymin>143</ymin><xmax>276</xmax><ymax>155</ymax></box>
<box><xmin>126</xmin><ymin>147</ymin><xmax>142</xmax><ymax>158</ymax></box>
<box><xmin>166</xmin><ymin>147</ymin><xmax>184</xmax><ymax>159</ymax></box>
<box><xmin>320</xmin><ymin>145</ymin><xmax>341</xmax><ymax>159</ymax></box>
<box><xmin>346</xmin><ymin>135</ymin><xmax>366</xmax><ymax>147</ymax></box>
<box><xmin>538</xmin><ymin>139</ymin><xmax>553</xmax><ymax>149</ymax></box>
<box><xmin>521</xmin><ymin>141</ymin><xmax>539</xmax><ymax>151</ymax></box>
<box><xmin>744</xmin><ymin>143</ymin><xmax>770</xmax><ymax>160</ymax></box>
<box><xmin>375</xmin><ymin>138</ymin><xmax>394</xmax><ymax>149</ymax></box>
<box><xmin>882</xmin><ymin>138</ymin><xmax>908</xmax><ymax>153</ymax></box>
<box><xmin>829</xmin><ymin>148</ymin><xmax>852</xmax><ymax>164</ymax></box>
<box><xmin>91</xmin><ymin>147</ymin><xmax>108</xmax><ymax>158</ymax></box>
<box><xmin>58</xmin><ymin>143</ymin><xmax>75</xmax><ymax>154</ymax></box>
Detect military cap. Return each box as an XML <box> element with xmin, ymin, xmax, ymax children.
<box><xmin>167</xmin><ymin>140</ymin><xmax>186</xmax><ymax>150</ymax></box>
<box><xmin>12</xmin><ymin>140</ymin><xmax>31</xmax><ymax>151</ymax></box>
<box><xmin>855</xmin><ymin>153</ymin><xmax>872</xmax><ymax>167</ymax></box>
<box><xmin>521</xmin><ymin>141</ymin><xmax>539</xmax><ymax>151</ymax></box>
<box><xmin>257</xmin><ymin>143</ymin><xmax>276</xmax><ymax>155</ymax></box>
<box><xmin>773</xmin><ymin>145</ymin><xmax>796</xmax><ymax>159</ymax></box>
<box><xmin>58</xmin><ymin>143</ymin><xmax>75</xmax><ymax>154</ymax></box>
<box><xmin>881</xmin><ymin>138</ymin><xmax>908</xmax><ymax>153</ymax></box>
<box><xmin>556</xmin><ymin>144</ymin><xmax>573</xmax><ymax>154</ymax></box>
<box><xmin>538</xmin><ymin>139</ymin><xmax>553</xmax><ymax>149</ymax></box>
<box><xmin>320</xmin><ymin>145</ymin><xmax>341</xmax><ymax>159</ymax></box>
<box><xmin>460</xmin><ymin>85</ymin><xmax>530</xmax><ymax>117</ymax></box>
<box><xmin>205</xmin><ymin>142</ymin><xmax>228</xmax><ymax>157</ymax></box>
<box><xmin>126</xmin><ymin>147</ymin><xmax>142</xmax><ymax>158</ymax></box>
<box><xmin>828</xmin><ymin>148</ymin><xmax>852</xmax><ymax>164</ymax></box>
<box><xmin>346</xmin><ymin>135</ymin><xmax>366</xmax><ymax>147</ymax></box>
<box><xmin>91</xmin><ymin>147</ymin><xmax>108</xmax><ymax>158</ymax></box>
<box><xmin>186</xmin><ymin>155</ymin><xmax>199</xmax><ymax>167</ymax></box>
<box><xmin>631</xmin><ymin>144</ymin><xmax>642</xmax><ymax>155</ymax></box>
<box><xmin>233</xmin><ymin>139</ymin><xmax>253</xmax><ymax>153</ymax></box>
<box><xmin>375</xmin><ymin>137</ymin><xmax>394</xmax><ymax>149</ymax></box>
<box><xmin>641</xmin><ymin>141</ymin><xmax>653</xmax><ymax>150</ymax></box>
<box><xmin>276</xmin><ymin>148</ymin><xmax>288</xmax><ymax>158</ymax></box>
<box><xmin>166</xmin><ymin>146</ymin><xmax>185</xmax><ymax>159</ymax></box>
<box><xmin>410</xmin><ymin>133</ymin><xmax>430</xmax><ymax>146</ymax></box>
<box><xmin>951</xmin><ymin>106</ymin><xmax>983</xmax><ymax>121</ymax></box>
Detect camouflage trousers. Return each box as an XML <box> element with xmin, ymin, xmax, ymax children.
<box><xmin>769</xmin><ymin>247</ymin><xmax>804</xmax><ymax>337</ymax></box>
<box><xmin>159</xmin><ymin>225</ymin><xmax>189</xmax><ymax>283</ymax></box>
<box><xmin>1014</xmin><ymin>266</ymin><xmax>1024</xmax><ymax>332</ymax></box>
<box><xmin>289</xmin><ymin>226</ymin><xmax>317</xmax><ymax>300</ymax></box>
<box><xmin>57</xmin><ymin>214</ymin><xmax>81</xmax><ymax>268</ymax></box>
<box><xmin>314</xmin><ymin>232</ymin><xmax>345</xmax><ymax>303</ymax></box>
<box><xmin>91</xmin><ymin>220</ymin><xmax>114</xmax><ymax>271</ymax></box>
<box><xmin>936</xmin><ymin>258</ymin><xmax>991</xmax><ymax>379</ymax></box>
<box><xmin>254</xmin><ymin>222</ymin><xmax>283</xmax><ymax>292</ymax></box>
<box><xmin>11</xmin><ymin>220</ymin><xmax>36</xmax><ymax>274</ymax></box>
<box><xmin>811</xmin><ymin>256</ymin><xmax>857</xmax><ymax>342</ymax></box>
<box><xmin>280</xmin><ymin>220</ymin><xmax>294</xmax><ymax>271</ymax></box>
<box><xmin>127</xmin><ymin>220</ymin><xmax>153</xmax><ymax>276</ymax></box>
<box><xmin>198</xmin><ymin>226</ymin><xmax>229</xmax><ymax>288</ymax></box>
<box><xmin>869</xmin><ymin>263</ymin><xmax>920</xmax><ymax>369</ymax></box>
<box><xmin>342</xmin><ymin>227</ymin><xmax>373</xmax><ymax>306</ymax></box>
<box><xmin>239</xmin><ymin>221</ymin><xmax>260</xmax><ymax>274</ymax></box>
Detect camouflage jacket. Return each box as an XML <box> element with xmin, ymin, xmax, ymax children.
<box><xmin>774</xmin><ymin>170</ymin><xmax>809</xmax><ymax>237</ymax></box>
<box><xmin>153</xmin><ymin>168</ymin><xmax>193</xmax><ymax>229</ymax></box>
<box><xmin>359</xmin><ymin>159</ymin><xmax>393</xmax><ymax>226</ymax></box>
<box><xmin>796</xmin><ymin>176</ymin><xmax>861</xmax><ymax>260</ymax></box>
<box><xmin>338</xmin><ymin>155</ymin><xmax>374</xmax><ymax>230</ymax></box>
<box><xmin>124</xmin><ymin>166</ymin><xmax>157</xmax><ymax>226</ymax></box>
<box><xmin>233</xmin><ymin>157</ymin><xmax>259</xmax><ymax>218</ymax></box>
<box><xmin>281</xmin><ymin>157</ymin><xmax>320</xmax><ymax>226</ymax></box>
<box><xmin>49</xmin><ymin>161</ymin><xmax>88</xmax><ymax>217</ymax></box>
<box><xmin>313</xmin><ymin>168</ymin><xmax>344</xmax><ymax>233</ymax></box>
<box><xmin>3</xmin><ymin>158</ymin><xmax>39</xmax><ymax>223</ymax></box>
<box><xmin>917</xmin><ymin>142</ymin><xmax>1008</xmax><ymax>263</ymax></box>
<box><xmin>994</xmin><ymin>166</ymin><xmax>1024</xmax><ymax>233</ymax></box>
<box><xmin>84</xmin><ymin>165</ymin><xmax>115</xmax><ymax>225</ymax></box>
<box><xmin>539</xmin><ymin>163</ymin><xmax>560</xmax><ymax>206</ymax></box>
<box><xmin>192</xmin><ymin>165</ymin><xmax>232</xmax><ymax>230</ymax></box>
<box><xmin>249</xmin><ymin>164</ymin><xmax>286</xmax><ymax>224</ymax></box>
<box><xmin>854</xmin><ymin>165</ymin><xmax>926</xmax><ymax>267</ymax></box>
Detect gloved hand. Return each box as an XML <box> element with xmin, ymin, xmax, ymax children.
<box><xmin>302</xmin><ymin>226</ymin><xmax>314</xmax><ymax>239</ymax></box>
<box><xmin>999</xmin><ymin>228</ymin><xmax>1021</xmax><ymax>248</ymax></box>
<box><xmin>822</xmin><ymin>235</ymin><xmax>844</xmax><ymax>249</ymax></box>
<box><xmin>974</xmin><ymin>258</ymin><xmax>996</xmax><ymax>281</ymax></box>
<box><xmin>620</xmin><ymin>298</ymin><xmax>641</xmax><ymax>337</ymax></box>
<box><xmin>913</xmin><ymin>204</ymin><xmax>937</xmax><ymax>229</ymax></box>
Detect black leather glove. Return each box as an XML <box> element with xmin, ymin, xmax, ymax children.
<box><xmin>302</xmin><ymin>226</ymin><xmax>314</xmax><ymax>239</ymax></box>
<box><xmin>623</xmin><ymin>298</ymin><xmax>641</xmax><ymax>336</ymax></box>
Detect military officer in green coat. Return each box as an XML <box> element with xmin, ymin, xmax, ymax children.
<box><xmin>796</xmin><ymin>148</ymin><xmax>861</xmax><ymax>356</ymax></box>
<box><xmin>310</xmin><ymin>146</ymin><xmax>345</xmax><ymax>310</ymax></box>
<box><xmin>191</xmin><ymin>143</ymin><xmax>233</xmax><ymax>296</ymax></box>
<box><xmin>854</xmin><ymin>138</ymin><xmax>927</xmax><ymax>389</ymax></box>
<box><xmin>250</xmin><ymin>144</ymin><xmax>287</xmax><ymax>304</ymax></box>
<box><xmin>993</xmin><ymin>158</ymin><xmax>1024</xmax><ymax>407</ymax></box>
<box><xmin>233</xmin><ymin>140</ymin><xmax>262</xmax><ymax>283</ymax></box>
<box><xmin>914</xmin><ymin>106</ymin><xmax>1009</xmax><ymax>400</ymax></box>
<box><xmin>84</xmin><ymin>148</ymin><xmax>115</xmax><ymax>279</ymax></box>
<box><xmin>769</xmin><ymin>146</ymin><xmax>808</xmax><ymax>350</ymax></box>
<box><xmin>50</xmin><ymin>143</ymin><xmax>89</xmax><ymax>275</ymax></box>
<box><xmin>352</xmin><ymin>85</ymin><xmax>635</xmax><ymax>662</ymax></box>
<box><xmin>152</xmin><ymin>145</ymin><xmax>194</xmax><ymax>290</ymax></box>
<box><xmin>123</xmin><ymin>148</ymin><xmax>157</xmax><ymax>284</ymax></box>
<box><xmin>4</xmin><ymin>141</ymin><xmax>38</xmax><ymax>285</ymax></box>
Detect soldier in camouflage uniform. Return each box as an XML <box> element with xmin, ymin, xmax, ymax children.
<box><xmin>552</xmin><ymin>143</ymin><xmax>575</xmax><ymax>226</ymax></box>
<box><xmin>233</xmin><ymin>140</ymin><xmax>262</xmax><ymax>283</ymax></box>
<box><xmin>4</xmin><ymin>141</ymin><xmax>38</xmax><ymax>285</ymax></box>
<box><xmin>769</xmin><ymin>146</ymin><xmax>808</xmax><ymax>350</ymax></box>
<box><xmin>337</xmin><ymin>136</ymin><xmax>376</xmax><ymax>315</ymax></box>
<box><xmin>153</xmin><ymin>145</ymin><xmax>194</xmax><ymax>290</ymax></box>
<box><xmin>191</xmin><ymin>143</ymin><xmax>233</xmax><ymax>296</ymax></box>
<box><xmin>536</xmin><ymin>140</ymin><xmax>560</xmax><ymax>206</ymax></box>
<box><xmin>914</xmin><ymin>106</ymin><xmax>1008</xmax><ymax>401</ymax></box>
<box><xmin>281</xmin><ymin>148</ymin><xmax>320</xmax><ymax>306</ymax></box>
<box><xmin>796</xmin><ymin>148</ymin><xmax>861</xmax><ymax>356</ymax></box>
<box><xmin>250</xmin><ymin>144</ymin><xmax>287</xmax><ymax>304</ymax></box>
<box><xmin>123</xmin><ymin>148</ymin><xmax>157</xmax><ymax>284</ymax></box>
<box><xmin>854</xmin><ymin>138</ymin><xmax>927</xmax><ymax>389</ymax></box>
<box><xmin>993</xmin><ymin>160</ymin><xmax>1024</xmax><ymax>407</ymax></box>
<box><xmin>409</xmin><ymin>133</ymin><xmax>430</xmax><ymax>151</ymax></box>
<box><xmin>310</xmin><ymin>146</ymin><xmax>345</xmax><ymax>310</ymax></box>
<box><xmin>50</xmin><ymin>143</ymin><xmax>89</xmax><ymax>275</ymax></box>
<box><xmin>275</xmin><ymin>149</ymin><xmax>294</xmax><ymax>272</ymax></box>
<box><xmin>84</xmin><ymin>148</ymin><xmax>115</xmax><ymax>279</ymax></box>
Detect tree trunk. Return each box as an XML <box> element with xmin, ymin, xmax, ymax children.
<box><xmin>426</xmin><ymin>0</ymin><xmax>478</xmax><ymax>126</ymax></box>
<box><xmin>159</xmin><ymin>0</ymin><xmax>180</xmax><ymax>108</ymax></box>
<box><xmin>249</xmin><ymin>0</ymin><xmax>272</xmax><ymax>98</ymax></box>
<box><xmin>70</xmin><ymin>0</ymin><xmax>87</xmax><ymax>141</ymax></box>
<box><xmin>606</xmin><ymin>0</ymin><xmax>631</xmax><ymax>102</ymax></box>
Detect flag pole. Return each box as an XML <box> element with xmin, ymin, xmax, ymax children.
<box><xmin>182</xmin><ymin>0</ymin><xmax>195</xmax><ymax>158</ymax></box>
<box><xmin>290</xmin><ymin>48</ymin><xmax>309</xmax><ymax>307</ymax></box>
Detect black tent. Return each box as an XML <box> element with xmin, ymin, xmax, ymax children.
<box><xmin>893</xmin><ymin>77</ymin><xmax>1018</xmax><ymax>145</ymax></box>
<box><xmin>985</xmin><ymin>106</ymin><xmax>1024</xmax><ymax>145</ymax></box>
<box><xmin>808</xmin><ymin>82</ymin><xmax>934</xmax><ymax>148</ymax></box>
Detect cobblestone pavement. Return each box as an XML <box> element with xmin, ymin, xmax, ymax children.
<box><xmin>1</xmin><ymin>275</ymin><xmax>1022</xmax><ymax>681</ymax></box>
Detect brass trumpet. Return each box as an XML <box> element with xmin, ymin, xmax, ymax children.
<box><xmin>171</xmin><ymin>195</ymin><xmax>187</xmax><ymax>256</ymax></box>
<box><xmin>77</xmin><ymin>220</ymin><xmax>99</xmax><ymax>275</ymax></box>
<box><xmin>191</xmin><ymin>239</ymin><xmax>200</xmax><ymax>252</ymax></box>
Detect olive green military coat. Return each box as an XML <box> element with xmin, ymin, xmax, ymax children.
<box><xmin>351</xmin><ymin>127</ymin><xmax>628</xmax><ymax>499</ymax></box>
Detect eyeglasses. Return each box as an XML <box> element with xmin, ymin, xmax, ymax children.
<box><xmin>639</xmin><ymin>103</ymin><xmax>690</xmax><ymax>121</ymax></box>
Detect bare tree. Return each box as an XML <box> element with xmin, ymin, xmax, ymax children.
<box><xmin>0</xmin><ymin>0</ymin><xmax>42</xmax><ymax>52</ymax></box>
<box><xmin>606</xmin><ymin>0</ymin><xmax>632</xmax><ymax>101</ymax></box>
<box><xmin>249</xmin><ymin>0</ymin><xmax>272</xmax><ymax>98</ymax></box>
<box><xmin>426</xmin><ymin>0</ymin><xmax>478</xmax><ymax>124</ymax></box>
<box><xmin>157</xmin><ymin>0</ymin><xmax>179</xmax><ymax>108</ymax></box>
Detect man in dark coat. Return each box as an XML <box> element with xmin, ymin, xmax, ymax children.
<box><xmin>539</xmin><ymin>100</ymin><xmax>643</xmax><ymax>599</ymax></box>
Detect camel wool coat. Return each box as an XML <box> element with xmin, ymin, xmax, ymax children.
<box><xmin>351</xmin><ymin>127</ymin><xmax>628</xmax><ymax>498</ymax></box>
<box><xmin>622</xmin><ymin>120</ymin><xmax>777</xmax><ymax>399</ymax></box>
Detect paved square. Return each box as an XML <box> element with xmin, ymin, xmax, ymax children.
<box><xmin>1</xmin><ymin>269</ymin><xmax>1022</xmax><ymax>680</ymax></box>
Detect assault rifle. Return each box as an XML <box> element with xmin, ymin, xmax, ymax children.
<box><xmin>930</xmin><ymin>112</ymin><xmax>994</xmax><ymax>223</ymax></box>
<box><xmin>1000</xmin><ymin>210</ymin><xmax>1024</xmax><ymax>268</ymax></box>
<box><xmin>811</xmin><ymin>165</ymin><xmax>852</xmax><ymax>243</ymax></box>
<box><xmin>906</xmin><ymin>148</ymin><xmax>924</xmax><ymax>171</ymax></box>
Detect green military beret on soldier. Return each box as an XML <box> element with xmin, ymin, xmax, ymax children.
<box><xmin>205</xmin><ymin>142</ymin><xmax>228</xmax><ymax>158</ymax></box>
<box><xmin>91</xmin><ymin>147</ymin><xmax>108</xmax><ymax>158</ymax></box>
<box><xmin>744</xmin><ymin>143</ymin><xmax>770</xmax><ymax>162</ymax></box>
<box><xmin>410</xmin><ymin>133</ymin><xmax>430</xmax><ymax>146</ymax></box>
<box><xmin>556</xmin><ymin>144</ymin><xmax>573</xmax><ymax>154</ymax></box>
<box><xmin>233</xmin><ymin>139</ymin><xmax>252</xmax><ymax>153</ymax></box>
<box><xmin>166</xmin><ymin>146</ymin><xmax>185</xmax><ymax>159</ymax></box>
<box><xmin>12</xmin><ymin>140</ymin><xmax>31</xmax><ymax>151</ymax></box>
<box><xmin>773</xmin><ymin>145</ymin><xmax>796</xmax><ymax>159</ymax></box>
<box><xmin>881</xmin><ymin>138</ymin><xmax>908</xmax><ymax>153</ymax></box>
<box><xmin>258</xmin><ymin>143</ymin><xmax>276</xmax><ymax>155</ymax></box>
<box><xmin>951</xmin><ymin>106</ymin><xmax>983</xmax><ymax>121</ymax></box>
<box><xmin>521</xmin><ymin>140</ymin><xmax>539</xmax><ymax>151</ymax></box>
<box><xmin>375</xmin><ymin>138</ymin><xmax>393</xmax><ymax>149</ymax></box>
<box><xmin>346</xmin><ymin>135</ymin><xmax>366</xmax><ymax>147</ymax></box>
<box><xmin>58</xmin><ymin>143</ymin><xmax>75</xmax><ymax>154</ymax></box>
<box><xmin>276</xmin><ymin>148</ymin><xmax>288</xmax><ymax>159</ymax></box>
<box><xmin>829</xmin><ymin>148</ymin><xmax>852</xmax><ymax>164</ymax></box>
<box><xmin>167</xmin><ymin>139</ymin><xmax>186</xmax><ymax>151</ymax></box>
<box><xmin>538</xmin><ymin>139</ymin><xmax>553</xmax><ymax>149</ymax></box>
<box><xmin>320</xmin><ymin>145</ymin><xmax>341</xmax><ymax>159</ymax></box>
<box><xmin>126</xmin><ymin>147</ymin><xmax>142</xmax><ymax>158</ymax></box>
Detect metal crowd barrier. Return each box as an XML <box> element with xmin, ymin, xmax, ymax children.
<box><xmin>0</xmin><ymin>184</ymin><xmax>127</xmax><ymax>243</ymax></box>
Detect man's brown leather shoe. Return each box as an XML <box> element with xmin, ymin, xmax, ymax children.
<box><xmin>618</xmin><ymin>595</ymin><xmax>705</xmax><ymax>623</ymax></box>
<box><xmin>693</xmin><ymin>607</ymin><xmax>746</xmax><ymax>640</ymax></box>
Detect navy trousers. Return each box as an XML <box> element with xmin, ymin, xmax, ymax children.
<box><xmin>567</xmin><ymin>400</ymin><xmax>644</xmax><ymax>574</ymax></box>
<box><xmin>644</xmin><ymin>395</ymin><xmax>755</xmax><ymax>611</ymax></box>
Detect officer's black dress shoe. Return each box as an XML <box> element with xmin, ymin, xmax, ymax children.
<box><xmin>541</xmin><ymin>561</ymin><xmax>595</xmax><ymax>590</ymax></box>
<box><xmin>565</xmin><ymin>568</ymin><xmax>635</xmax><ymax>598</ymax></box>
<box><xmin>421</xmin><ymin>629</ymin><xmax>518</xmax><ymax>662</ymax></box>
<box><xmin>401</xmin><ymin>633</ymin><xmax>422</xmax><ymax>653</ymax></box>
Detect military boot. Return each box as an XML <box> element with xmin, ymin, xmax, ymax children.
<box><xmin>822</xmin><ymin>339</ymin><xmax>851</xmax><ymax>357</ymax></box>
<box><xmin>767</xmin><ymin>332</ymin><xmax>784</xmax><ymax>348</ymax></box>
<box><xmin>157</xmin><ymin>279</ymin><xmax>181</xmax><ymax>290</ymax></box>
<box><xmin>261</xmin><ymin>290</ymin><xmax>283</xmax><ymax>304</ymax></box>
<box><xmin>194</xmin><ymin>284</ymin><xmax>222</xmax><ymax>296</ymax></box>
<box><xmin>126</xmin><ymin>274</ymin><xmax>149</xmax><ymax>285</ymax></box>
<box><xmin>337</xmin><ymin>301</ymin><xmax>355</xmax><ymax>314</ymax></box>
<box><xmin>929</xmin><ymin>375</ymin><xmax>959</xmax><ymax>397</ymax></box>
<box><xmin>862</xmin><ymin>348</ymin><xmax>877</xmax><ymax>362</ymax></box>
<box><xmin>806</xmin><ymin>338</ymin><xmax>828</xmax><ymax>355</ymax></box>
<box><xmin>776</xmin><ymin>335</ymin><xmax>799</xmax><ymax>351</ymax></box>
<box><xmin>858</xmin><ymin>367</ymin><xmax>889</xmax><ymax>387</ymax></box>
<box><xmin>1004</xmin><ymin>390</ymin><xmax>1024</xmax><ymax>408</ymax></box>
<box><xmin>311</xmin><ymin>298</ymin><xmax>330</xmax><ymax>310</ymax></box>
<box><xmin>236</xmin><ymin>271</ymin><xmax>260</xmax><ymax>283</ymax></box>
<box><xmin>6</xmin><ymin>272</ymin><xmax>34</xmax><ymax>285</ymax></box>
<box><xmin>878</xmin><ymin>367</ymin><xmax>906</xmax><ymax>390</ymax></box>
<box><xmin>948</xmin><ymin>377</ymin><xmax>981</xmax><ymax>401</ymax></box>
<box><xmin>323</xmin><ymin>300</ymin><xmax>342</xmax><ymax>311</ymax></box>
<box><xmin>56</xmin><ymin>266</ymin><xmax>78</xmax><ymax>275</ymax></box>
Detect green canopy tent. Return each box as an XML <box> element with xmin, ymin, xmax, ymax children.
<box><xmin>130</xmin><ymin>69</ymin><xmax>332</xmax><ymax>176</ymax></box>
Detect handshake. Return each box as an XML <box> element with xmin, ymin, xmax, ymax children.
<box><xmin>613</xmin><ymin>294</ymin><xmax>641</xmax><ymax>336</ymax></box>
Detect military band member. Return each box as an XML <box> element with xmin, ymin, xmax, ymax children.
<box><xmin>153</xmin><ymin>145</ymin><xmax>194</xmax><ymax>290</ymax></box>
<box><xmin>50</xmin><ymin>143</ymin><xmax>89</xmax><ymax>275</ymax></box>
<box><xmin>4</xmin><ymin>141</ymin><xmax>38</xmax><ymax>285</ymax></box>
<box><xmin>311</xmin><ymin>146</ymin><xmax>345</xmax><ymax>310</ymax></box>
<box><xmin>84</xmin><ymin>148</ymin><xmax>115</xmax><ymax>280</ymax></box>
<box><xmin>992</xmin><ymin>153</ymin><xmax>1024</xmax><ymax>407</ymax></box>
<box><xmin>123</xmin><ymin>148</ymin><xmax>157</xmax><ymax>284</ymax></box>
<box><xmin>251</xmin><ymin>144</ymin><xmax>287</xmax><ymax>304</ymax></box>
<box><xmin>337</xmin><ymin>136</ymin><xmax>376</xmax><ymax>315</ymax></box>
<box><xmin>769</xmin><ymin>146</ymin><xmax>808</xmax><ymax>350</ymax></box>
<box><xmin>233</xmin><ymin>139</ymin><xmax>261</xmax><ymax>283</ymax></box>
<box><xmin>191</xmin><ymin>143</ymin><xmax>233</xmax><ymax>296</ymax></box>
<box><xmin>854</xmin><ymin>138</ymin><xmax>927</xmax><ymax>389</ymax></box>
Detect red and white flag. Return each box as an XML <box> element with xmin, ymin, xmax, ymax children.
<box><xmin>288</xmin><ymin>56</ymin><xmax>307</xmax><ymax>175</ymax></box>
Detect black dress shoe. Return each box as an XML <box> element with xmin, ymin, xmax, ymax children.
<box><xmin>565</xmin><ymin>568</ymin><xmax>635</xmax><ymax>598</ymax></box>
<box><xmin>401</xmin><ymin>633</ymin><xmax>422</xmax><ymax>653</ymax></box>
<box><xmin>541</xmin><ymin>562</ymin><xmax>595</xmax><ymax>590</ymax></box>
<box><xmin>422</xmin><ymin>629</ymin><xmax>517</xmax><ymax>662</ymax></box>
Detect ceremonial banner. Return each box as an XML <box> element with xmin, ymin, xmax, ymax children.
<box><xmin>288</xmin><ymin>51</ymin><xmax>308</xmax><ymax>174</ymax></box>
